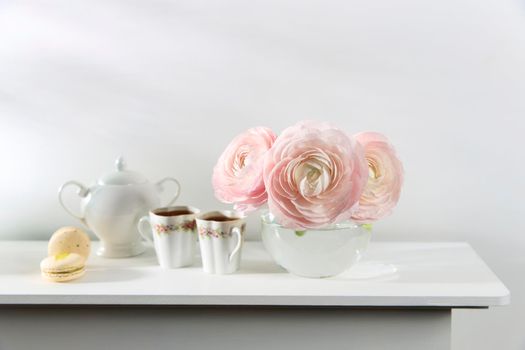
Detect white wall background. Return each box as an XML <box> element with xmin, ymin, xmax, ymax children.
<box><xmin>0</xmin><ymin>0</ymin><xmax>524</xmax><ymax>348</ymax></box>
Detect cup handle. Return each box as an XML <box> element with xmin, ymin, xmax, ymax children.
<box><xmin>137</xmin><ymin>216</ymin><xmax>154</xmax><ymax>244</ymax></box>
<box><xmin>156</xmin><ymin>177</ymin><xmax>181</xmax><ymax>207</ymax></box>
<box><xmin>228</xmin><ymin>227</ymin><xmax>242</xmax><ymax>262</ymax></box>
<box><xmin>58</xmin><ymin>181</ymin><xmax>89</xmax><ymax>225</ymax></box>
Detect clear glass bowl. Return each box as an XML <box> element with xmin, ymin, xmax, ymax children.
<box><xmin>261</xmin><ymin>212</ymin><xmax>371</xmax><ymax>278</ymax></box>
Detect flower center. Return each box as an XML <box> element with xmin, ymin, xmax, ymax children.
<box><xmin>295</xmin><ymin>161</ymin><xmax>329</xmax><ymax>197</ymax></box>
<box><xmin>233</xmin><ymin>148</ymin><xmax>251</xmax><ymax>175</ymax></box>
<box><xmin>368</xmin><ymin>158</ymin><xmax>381</xmax><ymax>179</ymax></box>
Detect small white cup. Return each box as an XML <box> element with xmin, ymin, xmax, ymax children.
<box><xmin>138</xmin><ymin>206</ymin><xmax>200</xmax><ymax>269</ymax></box>
<box><xmin>196</xmin><ymin>211</ymin><xmax>246</xmax><ymax>274</ymax></box>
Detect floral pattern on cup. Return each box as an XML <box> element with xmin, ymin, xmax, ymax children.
<box><xmin>155</xmin><ymin>220</ymin><xmax>196</xmax><ymax>235</ymax></box>
<box><xmin>198</xmin><ymin>223</ymin><xmax>246</xmax><ymax>238</ymax></box>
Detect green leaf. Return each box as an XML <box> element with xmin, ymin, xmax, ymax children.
<box><xmin>295</xmin><ymin>230</ymin><xmax>306</xmax><ymax>237</ymax></box>
<box><xmin>362</xmin><ymin>224</ymin><xmax>373</xmax><ymax>232</ymax></box>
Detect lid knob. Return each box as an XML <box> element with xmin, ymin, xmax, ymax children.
<box><xmin>115</xmin><ymin>156</ymin><xmax>126</xmax><ymax>172</ymax></box>
<box><xmin>98</xmin><ymin>156</ymin><xmax>147</xmax><ymax>185</ymax></box>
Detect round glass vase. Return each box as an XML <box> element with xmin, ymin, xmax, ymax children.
<box><xmin>261</xmin><ymin>212</ymin><xmax>371</xmax><ymax>278</ymax></box>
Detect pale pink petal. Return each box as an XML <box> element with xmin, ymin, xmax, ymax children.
<box><xmin>263</xmin><ymin>121</ymin><xmax>367</xmax><ymax>229</ymax></box>
<box><xmin>351</xmin><ymin>131</ymin><xmax>404</xmax><ymax>223</ymax></box>
<box><xmin>213</xmin><ymin>127</ymin><xmax>276</xmax><ymax>212</ymax></box>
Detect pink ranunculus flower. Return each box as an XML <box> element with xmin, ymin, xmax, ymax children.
<box><xmin>263</xmin><ymin>121</ymin><xmax>368</xmax><ymax>229</ymax></box>
<box><xmin>351</xmin><ymin>132</ymin><xmax>404</xmax><ymax>224</ymax></box>
<box><xmin>213</xmin><ymin>127</ymin><xmax>277</xmax><ymax>212</ymax></box>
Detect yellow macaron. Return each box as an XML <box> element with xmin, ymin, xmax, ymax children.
<box><xmin>40</xmin><ymin>252</ymin><xmax>86</xmax><ymax>282</ymax></box>
<box><xmin>48</xmin><ymin>226</ymin><xmax>91</xmax><ymax>260</ymax></box>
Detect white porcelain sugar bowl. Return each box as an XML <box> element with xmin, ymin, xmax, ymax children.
<box><xmin>58</xmin><ymin>157</ymin><xmax>181</xmax><ymax>258</ymax></box>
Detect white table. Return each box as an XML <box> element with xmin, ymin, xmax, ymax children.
<box><xmin>0</xmin><ymin>241</ymin><xmax>509</xmax><ymax>350</ymax></box>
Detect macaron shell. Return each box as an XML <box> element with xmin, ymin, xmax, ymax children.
<box><xmin>48</xmin><ymin>226</ymin><xmax>91</xmax><ymax>259</ymax></box>
<box><xmin>40</xmin><ymin>252</ymin><xmax>85</xmax><ymax>271</ymax></box>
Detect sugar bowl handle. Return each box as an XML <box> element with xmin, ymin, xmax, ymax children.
<box><xmin>156</xmin><ymin>177</ymin><xmax>181</xmax><ymax>206</ymax></box>
<box><xmin>58</xmin><ymin>181</ymin><xmax>89</xmax><ymax>224</ymax></box>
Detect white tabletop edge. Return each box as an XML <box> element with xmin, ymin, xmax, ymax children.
<box><xmin>0</xmin><ymin>294</ymin><xmax>510</xmax><ymax>308</ymax></box>
<box><xmin>0</xmin><ymin>240</ymin><xmax>510</xmax><ymax>308</ymax></box>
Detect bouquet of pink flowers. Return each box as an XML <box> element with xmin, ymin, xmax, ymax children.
<box><xmin>212</xmin><ymin>121</ymin><xmax>403</xmax><ymax>230</ymax></box>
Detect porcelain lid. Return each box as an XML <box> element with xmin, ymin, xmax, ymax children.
<box><xmin>98</xmin><ymin>157</ymin><xmax>148</xmax><ymax>185</ymax></box>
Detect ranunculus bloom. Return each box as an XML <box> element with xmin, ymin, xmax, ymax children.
<box><xmin>213</xmin><ymin>127</ymin><xmax>277</xmax><ymax>212</ymax></box>
<box><xmin>351</xmin><ymin>132</ymin><xmax>403</xmax><ymax>224</ymax></box>
<box><xmin>263</xmin><ymin>121</ymin><xmax>368</xmax><ymax>229</ymax></box>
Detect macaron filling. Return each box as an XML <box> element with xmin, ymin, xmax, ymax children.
<box><xmin>43</xmin><ymin>266</ymin><xmax>85</xmax><ymax>276</ymax></box>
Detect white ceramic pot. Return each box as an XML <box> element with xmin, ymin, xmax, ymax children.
<box><xmin>58</xmin><ymin>157</ymin><xmax>181</xmax><ymax>258</ymax></box>
<box><xmin>261</xmin><ymin>212</ymin><xmax>371</xmax><ymax>278</ymax></box>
